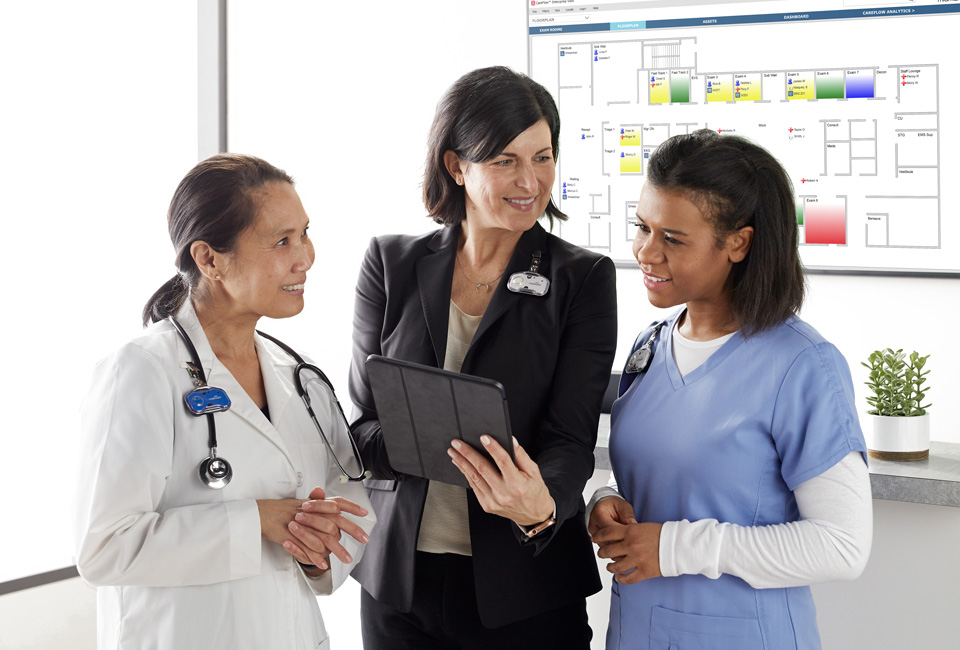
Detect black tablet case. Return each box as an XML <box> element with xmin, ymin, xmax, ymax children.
<box><xmin>365</xmin><ymin>355</ymin><xmax>514</xmax><ymax>489</ymax></box>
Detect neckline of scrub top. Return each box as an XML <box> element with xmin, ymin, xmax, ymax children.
<box><xmin>663</xmin><ymin>308</ymin><xmax>746</xmax><ymax>391</ymax></box>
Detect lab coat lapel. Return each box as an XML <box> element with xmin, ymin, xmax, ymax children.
<box><xmin>416</xmin><ymin>225</ymin><xmax>457</xmax><ymax>367</ymax></box>
<box><xmin>255</xmin><ymin>335</ymin><xmax>297</xmax><ymax>431</ymax></box>
<box><xmin>467</xmin><ymin>222</ymin><xmax>547</xmax><ymax>353</ymax></box>
<box><xmin>172</xmin><ymin>301</ymin><xmax>295</xmax><ymax>466</ymax></box>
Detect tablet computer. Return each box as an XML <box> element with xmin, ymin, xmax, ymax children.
<box><xmin>365</xmin><ymin>354</ymin><xmax>515</xmax><ymax>489</ymax></box>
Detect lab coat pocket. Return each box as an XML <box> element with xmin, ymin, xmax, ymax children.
<box><xmin>650</xmin><ymin>606</ymin><xmax>764</xmax><ymax>650</ymax></box>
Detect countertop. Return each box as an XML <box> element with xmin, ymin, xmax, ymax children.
<box><xmin>594</xmin><ymin>414</ymin><xmax>960</xmax><ymax>507</ymax></box>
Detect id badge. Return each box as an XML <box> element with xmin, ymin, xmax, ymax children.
<box><xmin>185</xmin><ymin>386</ymin><xmax>232</xmax><ymax>415</ymax></box>
<box><xmin>624</xmin><ymin>346</ymin><xmax>653</xmax><ymax>374</ymax></box>
<box><xmin>507</xmin><ymin>271</ymin><xmax>550</xmax><ymax>297</ymax></box>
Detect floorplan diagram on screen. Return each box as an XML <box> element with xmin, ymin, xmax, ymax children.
<box><xmin>527</xmin><ymin>0</ymin><xmax>960</xmax><ymax>274</ymax></box>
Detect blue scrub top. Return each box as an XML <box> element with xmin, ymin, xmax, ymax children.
<box><xmin>608</xmin><ymin>310</ymin><xmax>866</xmax><ymax>650</ymax></box>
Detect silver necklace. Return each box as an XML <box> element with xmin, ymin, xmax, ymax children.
<box><xmin>456</xmin><ymin>255</ymin><xmax>504</xmax><ymax>294</ymax></box>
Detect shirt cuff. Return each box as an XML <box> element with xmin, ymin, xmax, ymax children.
<box><xmin>226</xmin><ymin>499</ymin><xmax>262</xmax><ymax>580</ymax></box>
<box><xmin>516</xmin><ymin>498</ymin><xmax>557</xmax><ymax>536</ymax></box>
<box><xmin>659</xmin><ymin>519</ymin><xmax>724</xmax><ymax>580</ymax></box>
<box><xmin>585</xmin><ymin>487</ymin><xmax>625</xmax><ymax>527</ymax></box>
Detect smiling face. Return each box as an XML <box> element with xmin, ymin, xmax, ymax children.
<box><xmin>447</xmin><ymin>119</ymin><xmax>556</xmax><ymax>234</ymax></box>
<box><xmin>632</xmin><ymin>182</ymin><xmax>752</xmax><ymax>315</ymax></box>
<box><xmin>218</xmin><ymin>181</ymin><xmax>315</xmax><ymax>320</ymax></box>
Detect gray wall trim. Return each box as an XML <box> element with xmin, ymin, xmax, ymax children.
<box><xmin>0</xmin><ymin>566</ymin><xmax>79</xmax><ymax>597</ymax></box>
<box><xmin>612</xmin><ymin>259</ymin><xmax>960</xmax><ymax>278</ymax></box>
<box><xmin>198</xmin><ymin>0</ymin><xmax>228</xmax><ymax>159</ymax></box>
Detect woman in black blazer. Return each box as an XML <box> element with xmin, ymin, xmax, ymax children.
<box><xmin>348</xmin><ymin>66</ymin><xmax>618</xmax><ymax>649</ymax></box>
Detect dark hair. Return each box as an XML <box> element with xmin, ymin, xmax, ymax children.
<box><xmin>646</xmin><ymin>129</ymin><xmax>805</xmax><ymax>335</ymax></box>
<box><xmin>423</xmin><ymin>66</ymin><xmax>566</xmax><ymax>226</ymax></box>
<box><xmin>142</xmin><ymin>153</ymin><xmax>294</xmax><ymax>326</ymax></box>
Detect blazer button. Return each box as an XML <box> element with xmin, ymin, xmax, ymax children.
<box><xmin>296</xmin><ymin>472</ymin><xmax>304</xmax><ymax>487</ymax></box>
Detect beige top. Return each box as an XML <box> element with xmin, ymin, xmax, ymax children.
<box><xmin>416</xmin><ymin>300</ymin><xmax>482</xmax><ymax>556</ymax></box>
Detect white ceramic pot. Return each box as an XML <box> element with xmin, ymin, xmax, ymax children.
<box><xmin>867</xmin><ymin>413</ymin><xmax>930</xmax><ymax>461</ymax></box>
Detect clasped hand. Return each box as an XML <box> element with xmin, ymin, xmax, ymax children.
<box><xmin>258</xmin><ymin>487</ymin><xmax>369</xmax><ymax>572</ymax></box>
<box><xmin>447</xmin><ymin>435</ymin><xmax>553</xmax><ymax>527</ymax></box>
<box><xmin>588</xmin><ymin>496</ymin><xmax>662</xmax><ymax>584</ymax></box>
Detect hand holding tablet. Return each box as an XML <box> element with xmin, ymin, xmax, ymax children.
<box><xmin>364</xmin><ymin>355</ymin><xmax>516</xmax><ymax>489</ymax></box>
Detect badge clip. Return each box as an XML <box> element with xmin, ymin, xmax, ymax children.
<box><xmin>507</xmin><ymin>249</ymin><xmax>550</xmax><ymax>297</ymax></box>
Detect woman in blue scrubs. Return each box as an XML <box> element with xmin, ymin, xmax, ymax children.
<box><xmin>589</xmin><ymin>130</ymin><xmax>873</xmax><ymax>650</ymax></box>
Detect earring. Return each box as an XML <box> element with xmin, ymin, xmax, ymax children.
<box><xmin>456</xmin><ymin>177</ymin><xmax>463</xmax><ymax>186</ymax></box>
<box><xmin>215</xmin><ymin>274</ymin><xmax>221</xmax><ymax>280</ymax></box>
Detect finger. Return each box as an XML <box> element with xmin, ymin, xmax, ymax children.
<box><xmin>448</xmin><ymin>450</ymin><xmax>500</xmax><ymax>514</ymax></box>
<box><xmin>282</xmin><ymin>538</ymin><xmax>329</xmax><ymax>571</ymax></box>
<box><xmin>511</xmin><ymin>437</ymin><xmax>540</xmax><ymax>476</ymax></box>
<box><xmin>614</xmin><ymin>500</ymin><xmax>638</xmax><ymax>525</ymax></box>
<box><xmin>327</xmin><ymin>496</ymin><xmax>370</xmax><ymax>518</ymax></box>
<box><xmin>289</xmin><ymin>520</ymin><xmax>335</xmax><ymax>553</ymax></box>
<box><xmin>590</xmin><ymin>523</ymin><xmax>628</xmax><ymax>546</ymax></box>
<box><xmin>300</xmin><ymin>500</ymin><xmax>342</xmax><ymax>515</ymax></box>
<box><xmin>615</xmin><ymin>569</ymin><xmax>646</xmax><ymax>585</ymax></box>
<box><xmin>300</xmin><ymin>512</ymin><xmax>370</xmax><ymax>545</ymax></box>
<box><xmin>606</xmin><ymin>557</ymin><xmax>639</xmax><ymax>575</ymax></box>
<box><xmin>448</xmin><ymin>447</ymin><xmax>493</xmax><ymax>495</ymax></box>
<box><xmin>449</xmin><ymin>439</ymin><xmax>498</xmax><ymax>476</ymax></box>
<box><xmin>331</xmin><ymin>515</ymin><xmax>371</xmax><ymax>544</ymax></box>
<box><xmin>319</xmin><ymin>534</ymin><xmax>354</xmax><ymax>565</ymax></box>
<box><xmin>478</xmin><ymin>435</ymin><xmax>521</xmax><ymax>480</ymax></box>
<box><xmin>294</xmin><ymin>512</ymin><xmax>341</xmax><ymax>537</ymax></box>
<box><xmin>588</xmin><ymin>501</ymin><xmax>619</xmax><ymax>535</ymax></box>
<box><xmin>308</xmin><ymin>486</ymin><xmax>326</xmax><ymax>501</ymax></box>
<box><xmin>596</xmin><ymin>541</ymin><xmax>628</xmax><ymax>560</ymax></box>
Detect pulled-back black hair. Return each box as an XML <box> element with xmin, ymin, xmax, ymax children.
<box><xmin>423</xmin><ymin>66</ymin><xmax>566</xmax><ymax>226</ymax></box>
<box><xmin>646</xmin><ymin>129</ymin><xmax>805</xmax><ymax>335</ymax></box>
<box><xmin>141</xmin><ymin>153</ymin><xmax>294</xmax><ymax>326</ymax></box>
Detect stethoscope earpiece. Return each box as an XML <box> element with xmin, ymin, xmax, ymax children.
<box><xmin>199</xmin><ymin>453</ymin><xmax>233</xmax><ymax>489</ymax></box>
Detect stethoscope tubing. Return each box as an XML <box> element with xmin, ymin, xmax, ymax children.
<box><xmin>259</xmin><ymin>329</ymin><xmax>370</xmax><ymax>483</ymax></box>
<box><xmin>168</xmin><ymin>315</ymin><xmax>218</xmax><ymax>451</ymax></box>
<box><xmin>168</xmin><ymin>316</ymin><xmax>369</xmax><ymax>488</ymax></box>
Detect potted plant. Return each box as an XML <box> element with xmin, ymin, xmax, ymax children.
<box><xmin>862</xmin><ymin>348</ymin><xmax>932</xmax><ymax>461</ymax></box>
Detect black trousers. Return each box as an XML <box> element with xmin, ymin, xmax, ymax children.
<box><xmin>360</xmin><ymin>551</ymin><xmax>592</xmax><ymax>650</ymax></box>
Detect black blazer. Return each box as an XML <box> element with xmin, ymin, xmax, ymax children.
<box><xmin>348</xmin><ymin>221</ymin><xmax>617</xmax><ymax>628</ymax></box>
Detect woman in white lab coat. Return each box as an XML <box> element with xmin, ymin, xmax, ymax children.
<box><xmin>74</xmin><ymin>153</ymin><xmax>375</xmax><ymax>650</ymax></box>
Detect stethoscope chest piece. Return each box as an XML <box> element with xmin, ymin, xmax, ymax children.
<box><xmin>199</xmin><ymin>451</ymin><xmax>233</xmax><ymax>489</ymax></box>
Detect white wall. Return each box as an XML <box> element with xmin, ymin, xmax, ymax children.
<box><xmin>0</xmin><ymin>579</ymin><xmax>96</xmax><ymax>650</ymax></box>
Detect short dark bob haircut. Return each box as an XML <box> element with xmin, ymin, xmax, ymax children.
<box><xmin>423</xmin><ymin>66</ymin><xmax>566</xmax><ymax>227</ymax></box>
<box><xmin>646</xmin><ymin>129</ymin><xmax>805</xmax><ymax>336</ymax></box>
<box><xmin>142</xmin><ymin>153</ymin><xmax>294</xmax><ymax>327</ymax></box>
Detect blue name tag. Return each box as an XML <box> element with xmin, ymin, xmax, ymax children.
<box><xmin>184</xmin><ymin>386</ymin><xmax>232</xmax><ymax>415</ymax></box>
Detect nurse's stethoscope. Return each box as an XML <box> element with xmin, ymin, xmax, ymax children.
<box><xmin>168</xmin><ymin>316</ymin><xmax>370</xmax><ymax>489</ymax></box>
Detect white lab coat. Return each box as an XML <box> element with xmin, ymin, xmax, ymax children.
<box><xmin>74</xmin><ymin>301</ymin><xmax>375</xmax><ymax>650</ymax></box>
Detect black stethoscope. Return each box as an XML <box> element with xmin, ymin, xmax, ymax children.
<box><xmin>169</xmin><ymin>316</ymin><xmax>370</xmax><ymax>489</ymax></box>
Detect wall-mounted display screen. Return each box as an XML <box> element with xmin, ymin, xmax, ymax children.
<box><xmin>528</xmin><ymin>0</ymin><xmax>960</xmax><ymax>274</ymax></box>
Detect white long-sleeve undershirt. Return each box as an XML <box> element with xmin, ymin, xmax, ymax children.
<box><xmin>587</xmin><ymin>320</ymin><xmax>873</xmax><ymax>588</ymax></box>
<box><xmin>589</xmin><ymin>452</ymin><xmax>872</xmax><ymax>588</ymax></box>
